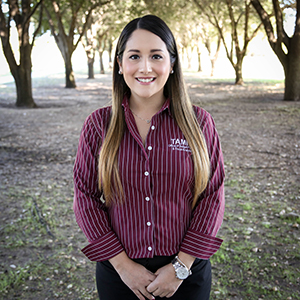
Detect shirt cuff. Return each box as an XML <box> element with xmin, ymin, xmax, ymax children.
<box><xmin>82</xmin><ymin>231</ymin><xmax>124</xmax><ymax>261</ymax></box>
<box><xmin>180</xmin><ymin>230</ymin><xmax>223</xmax><ymax>260</ymax></box>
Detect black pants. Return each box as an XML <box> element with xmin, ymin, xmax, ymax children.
<box><xmin>96</xmin><ymin>255</ymin><xmax>211</xmax><ymax>300</ymax></box>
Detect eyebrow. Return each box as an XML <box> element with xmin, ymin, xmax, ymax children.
<box><xmin>126</xmin><ymin>49</ymin><xmax>164</xmax><ymax>53</ymax></box>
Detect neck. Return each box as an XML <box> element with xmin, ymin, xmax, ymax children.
<box><xmin>129</xmin><ymin>94</ymin><xmax>166</xmax><ymax>116</ymax></box>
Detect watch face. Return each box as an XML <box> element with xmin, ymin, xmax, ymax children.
<box><xmin>177</xmin><ymin>266</ymin><xmax>189</xmax><ymax>279</ymax></box>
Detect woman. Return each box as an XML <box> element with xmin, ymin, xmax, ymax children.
<box><xmin>73</xmin><ymin>15</ymin><xmax>225</xmax><ymax>300</ymax></box>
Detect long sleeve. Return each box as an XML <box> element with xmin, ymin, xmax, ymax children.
<box><xmin>180</xmin><ymin>112</ymin><xmax>225</xmax><ymax>259</ymax></box>
<box><xmin>73</xmin><ymin>112</ymin><xmax>124</xmax><ymax>261</ymax></box>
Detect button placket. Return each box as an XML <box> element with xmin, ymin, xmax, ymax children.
<box><xmin>144</xmin><ymin>132</ymin><xmax>154</xmax><ymax>256</ymax></box>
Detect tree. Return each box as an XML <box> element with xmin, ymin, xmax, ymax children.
<box><xmin>81</xmin><ymin>14</ymin><xmax>97</xmax><ymax>79</ymax></box>
<box><xmin>200</xmin><ymin>26</ymin><xmax>222</xmax><ymax>76</ymax></box>
<box><xmin>251</xmin><ymin>0</ymin><xmax>300</xmax><ymax>100</ymax></box>
<box><xmin>43</xmin><ymin>0</ymin><xmax>110</xmax><ymax>88</ymax></box>
<box><xmin>0</xmin><ymin>0</ymin><xmax>43</xmax><ymax>107</ymax></box>
<box><xmin>194</xmin><ymin>0</ymin><xmax>262</xmax><ymax>85</ymax></box>
<box><xmin>80</xmin><ymin>0</ymin><xmax>138</xmax><ymax>78</ymax></box>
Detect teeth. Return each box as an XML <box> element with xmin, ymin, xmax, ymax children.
<box><xmin>137</xmin><ymin>78</ymin><xmax>154</xmax><ymax>83</ymax></box>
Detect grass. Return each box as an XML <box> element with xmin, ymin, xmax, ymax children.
<box><xmin>1</xmin><ymin>166</ymin><xmax>298</xmax><ymax>300</ymax></box>
<box><xmin>0</xmin><ymin>184</ymin><xmax>99</xmax><ymax>300</ymax></box>
<box><xmin>209</xmin><ymin>169</ymin><xmax>300</xmax><ymax>300</ymax></box>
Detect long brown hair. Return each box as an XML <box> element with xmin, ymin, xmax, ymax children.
<box><xmin>99</xmin><ymin>15</ymin><xmax>210</xmax><ymax>208</ymax></box>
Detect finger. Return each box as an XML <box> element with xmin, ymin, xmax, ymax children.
<box><xmin>134</xmin><ymin>290</ymin><xmax>146</xmax><ymax>300</ymax></box>
<box><xmin>146</xmin><ymin>282</ymin><xmax>155</xmax><ymax>293</ymax></box>
<box><xmin>159</xmin><ymin>291</ymin><xmax>168</xmax><ymax>298</ymax></box>
<box><xmin>151</xmin><ymin>288</ymin><xmax>160</xmax><ymax>297</ymax></box>
<box><xmin>165</xmin><ymin>291</ymin><xmax>175</xmax><ymax>298</ymax></box>
<box><xmin>147</xmin><ymin>271</ymin><xmax>157</xmax><ymax>281</ymax></box>
<box><xmin>140</xmin><ymin>289</ymin><xmax>155</xmax><ymax>300</ymax></box>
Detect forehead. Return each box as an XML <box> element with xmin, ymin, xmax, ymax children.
<box><xmin>125</xmin><ymin>29</ymin><xmax>167</xmax><ymax>51</ymax></box>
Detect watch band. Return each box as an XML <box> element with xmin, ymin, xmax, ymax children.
<box><xmin>172</xmin><ymin>256</ymin><xmax>192</xmax><ymax>279</ymax></box>
<box><xmin>176</xmin><ymin>256</ymin><xmax>188</xmax><ymax>268</ymax></box>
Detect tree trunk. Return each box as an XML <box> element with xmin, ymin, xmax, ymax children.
<box><xmin>108</xmin><ymin>39</ymin><xmax>113</xmax><ymax>69</ymax></box>
<box><xmin>15</xmin><ymin>50</ymin><xmax>36</xmax><ymax>107</ymax></box>
<box><xmin>186</xmin><ymin>48</ymin><xmax>192</xmax><ymax>70</ymax></box>
<box><xmin>284</xmin><ymin>31</ymin><xmax>300</xmax><ymax>100</ymax></box>
<box><xmin>65</xmin><ymin>54</ymin><xmax>76</xmax><ymax>88</ymax></box>
<box><xmin>251</xmin><ymin>0</ymin><xmax>300</xmax><ymax>101</ymax></box>
<box><xmin>85</xmin><ymin>46</ymin><xmax>95</xmax><ymax>79</ymax></box>
<box><xmin>88</xmin><ymin>58</ymin><xmax>95</xmax><ymax>79</ymax></box>
<box><xmin>0</xmin><ymin>4</ymin><xmax>37</xmax><ymax>108</ymax></box>
<box><xmin>53</xmin><ymin>33</ymin><xmax>76</xmax><ymax>88</ymax></box>
<box><xmin>99</xmin><ymin>50</ymin><xmax>105</xmax><ymax>74</ymax></box>
<box><xmin>235</xmin><ymin>54</ymin><xmax>244</xmax><ymax>85</ymax></box>
<box><xmin>197</xmin><ymin>50</ymin><xmax>202</xmax><ymax>72</ymax></box>
<box><xmin>210</xmin><ymin>35</ymin><xmax>221</xmax><ymax>77</ymax></box>
<box><xmin>2</xmin><ymin>42</ymin><xmax>36</xmax><ymax>107</ymax></box>
<box><xmin>235</xmin><ymin>65</ymin><xmax>244</xmax><ymax>85</ymax></box>
<box><xmin>210</xmin><ymin>59</ymin><xmax>216</xmax><ymax>77</ymax></box>
<box><xmin>14</xmin><ymin>72</ymin><xmax>35</xmax><ymax>107</ymax></box>
<box><xmin>15</xmin><ymin>34</ymin><xmax>36</xmax><ymax>107</ymax></box>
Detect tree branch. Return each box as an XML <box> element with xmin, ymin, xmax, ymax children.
<box><xmin>68</xmin><ymin>0</ymin><xmax>82</xmax><ymax>39</ymax></box>
<box><xmin>0</xmin><ymin>3</ymin><xmax>9</xmax><ymax>47</ymax></box>
<box><xmin>251</xmin><ymin>0</ymin><xmax>276</xmax><ymax>48</ymax></box>
<box><xmin>31</xmin><ymin>3</ymin><xmax>44</xmax><ymax>48</ymax></box>
<box><xmin>193</xmin><ymin>0</ymin><xmax>217</xmax><ymax>27</ymax></box>
<box><xmin>244</xmin><ymin>0</ymin><xmax>250</xmax><ymax>47</ymax></box>
<box><xmin>43</xmin><ymin>4</ymin><xmax>58</xmax><ymax>43</ymax></box>
<box><xmin>226</xmin><ymin>0</ymin><xmax>241</xmax><ymax>56</ymax></box>
<box><xmin>9</xmin><ymin>0</ymin><xmax>21</xmax><ymax>26</ymax></box>
<box><xmin>249</xmin><ymin>22</ymin><xmax>263</xmax><ymax>42</ymax></box>
<box><xmin>23</xmin><ymin>0</ymin><xmax>44</xmax><ymax>25</ymax></box>
<box><xmin>296</xmin><ymin>0</ymin><xmax>300</xmax><ymax>34</ymax></box>
<box><xmin>0</xmin><ymin>2</ymin><xmax>18</xmax><ymax>75</ymax></box>
<box><xmin>74</xmin><ymin>1</ymin><xmax>110</xmax><ymax>51</ymax></box>
<box><xmin>51</xmin><ymin>0</ymin><xmax>67</xmax><ymax>40</ymax></box>
<box><xmin>272</xmin><ymin>0</ymin><xmax>290</xmax><ymax>48</ymax></box>
<box><xmin>251</xmin><ymin>0</ymin><xmax>288</xmax><ymax>71</ymax></box>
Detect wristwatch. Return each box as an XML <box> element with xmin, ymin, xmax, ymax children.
<box><xmin>171</xmin><ymin>256</ymin><xmax>192</xmax><ymax>280</ymax></box>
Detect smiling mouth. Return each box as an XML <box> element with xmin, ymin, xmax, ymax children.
<box><xmin>136</xmin><ymin>78</ymin><xmax>155</xmax><ymax>83</ymax></box>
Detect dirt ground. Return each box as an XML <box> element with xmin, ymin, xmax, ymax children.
<box><xmin>0</xmin><ymin>73</ymin><xmax>299</xmax><ymax>299</ymax></box>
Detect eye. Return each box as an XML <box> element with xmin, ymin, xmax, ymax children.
<box><xmin>129</xmin><ymin>54</ymin><xmax>140</xmax><ymax>60</ymax></box>
<box><xmin>152</xmin><ymin>54</ymin><xmax>163</xmax><ymax>60</ymax></box>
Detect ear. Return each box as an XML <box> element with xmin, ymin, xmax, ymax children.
<box><xmin>117</xmin><ymin>56</ymin><xmax>122</xmax><ymax>73</ymax></box>
<box><xmin>170</xmin><ymin>62</ymin><xmax>175</xmax><ymax>73</ymax></box>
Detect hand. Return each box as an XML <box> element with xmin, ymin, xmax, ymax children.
<box><xmin>146</xmin><ymin>263</ymin><xmax>183</xmax><ymax>298</ymax></box>
<box><xmin>109</xmin><ymin>252</ymin><xmax>156</xmax><ymax>300</ymax></box>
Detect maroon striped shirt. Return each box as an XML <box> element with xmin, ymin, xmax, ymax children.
<box><xmin>73</xmin><ymin>97</ymin><xmax>225</xmax><ymax>262</ymax></box>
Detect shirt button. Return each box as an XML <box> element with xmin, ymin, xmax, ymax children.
<box><xmin>148</xmin><ymin>146</ymin><xmax>152</xmax><ymax>151</ymax></box>
<box><xmin>145</xmin><ymin>197</ymin><xmax>150</xmax><ymax>201</ymax></box>
<box><xmin>148</xmin><ymin>246</ymin><xmax>152</xmax><ymax>251</ymax></box>
<box><xmin>144</xmin><ymin>171</ymin><xmax>149</xmax><ymax>176</ymax></box>
<box><xmin>147</xmin><ymin>222</ymin><xmax>151</xmax><ymax>226</ymax></box>
<box><xmin>151</xmin><ymin>125</ymin><xmax>155</xmax><ymax>130</ymax></box>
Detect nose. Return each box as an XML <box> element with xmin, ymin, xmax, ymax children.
<box><xmin>139</xmin><ymin>58</ymin><xmax>152</xmax><ymax>74</ymax></box>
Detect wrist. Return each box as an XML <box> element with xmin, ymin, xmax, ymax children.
<box><xmin>177</xmin><ymin>252</ymin><xmax>195</xmax><ymax>270</ymax></box>
<box><xmin>109</xmin><ymin>251</ymin><xmax>131</xmax><ymax>273</ymax></box>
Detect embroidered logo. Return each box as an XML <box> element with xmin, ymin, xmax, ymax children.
<box><xmin>168</xmin><ymin>138</ymin><xmax>191</xmax><ymax>152</ymax></box>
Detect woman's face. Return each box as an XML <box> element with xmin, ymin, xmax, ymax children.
<box><xmin>118</xmin><ymin>29</ymin><xmax>173</xmax><ymax>103</ymax></box>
